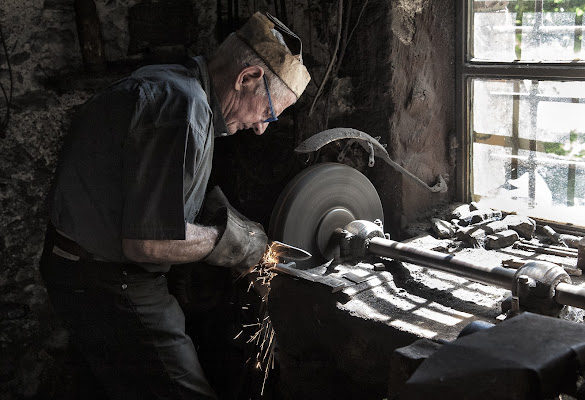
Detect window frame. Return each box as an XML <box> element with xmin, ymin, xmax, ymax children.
<box><xmin>456</xmin><ymin>0</ymin><xmax>585</xmax><ymax>228</ymax></box>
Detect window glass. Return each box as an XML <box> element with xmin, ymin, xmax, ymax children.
<box><xmin>471</xmin><ymin>79</ymin><xmax>585</xmax><ymax>225</ymax></box>
<box><xmin>473</xmin><ymin>11</ymin><xmax>518</xmax><ymax>61</ymax></box>
<box><xmin>472</xmin><ymin>0</ymin><xmax>585</xmax><ymax>62</ymax></box>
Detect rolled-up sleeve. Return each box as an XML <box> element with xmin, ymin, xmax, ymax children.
<box><xmin>122</xmin><ymin>83</ymin><xmax>190</xmax><ymax>240</ymax></box>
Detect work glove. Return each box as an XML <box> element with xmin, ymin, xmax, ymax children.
<box><xmin>204</xmin><ymin>206</ymin><xmax>268</xmax><ymax>275</ymax></box>
<box><xmin>202</xmin><ymin>186</ymin><xmax>247</xmax><ymax>223</ymax></box>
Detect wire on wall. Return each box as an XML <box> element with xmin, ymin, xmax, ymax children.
<box><xmin>0</xmin><ymin>22</ymin><xmax>13</xmax><ymax>139</ymax></box>
<box><xmin>307</xmin><ymin>0</ymin><xmax>369</xmax><ymax>127</ymax></box>
<box><xmin>308</xmin><ymin>0</ymin><xmax>343</xmax><ymax>118</ymax></box>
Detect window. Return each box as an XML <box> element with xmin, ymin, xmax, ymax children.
<box><xmin>457</xmin><ymin>0</ymin><xmax>585</xmax><ymax>228</ymax></box>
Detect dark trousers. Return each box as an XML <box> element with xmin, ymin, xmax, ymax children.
<box><xmin>168</xmin><ymin>265</ymin><xmax>252</xmax><ymax>400</ymax></box>
<box><xmin>39</xmin><ymin>237</ymin><xmax>217</xmax><ymax>400</ymax></box>
<box><xmin>167</xmin><ymin>266</ymin><xmax>273</xmax><ymax>400</ymax></box>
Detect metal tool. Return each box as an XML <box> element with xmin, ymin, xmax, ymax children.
<box><xmin>270</xmin><ymin>240</ymin><xmax>312</xmax><ymax>261</ymax></box>
<box><xmin>294</xmin><ymin>128</ymin><xmax>448</xmax><ymax>193</ymax></box>
<box><xmin>272</xmin><ymin>262</ymin><xmax>348</xmax><ymax>292</ymax></box>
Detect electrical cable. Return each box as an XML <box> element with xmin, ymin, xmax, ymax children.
<box><xmin>0</xmin><ymin>22</ymin><xmax>13</xmax><ymax>138</ymax></box>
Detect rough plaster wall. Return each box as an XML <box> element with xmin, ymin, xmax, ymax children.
<box><xmin>1</xmin><ymin>0</ymin><xmax>81</xmax><ymax>95</ymax></box>
<box><xmin>389</xmin><ymin>0</ymin><xmax>456</xmax><ymax>226</ymax></box>
<box><xmin>0</xmin><ymin>92</ymin><xmax>92</xmax><ymax>399</ymax></box>
<box><xmin>94</xmin><ymin>0</ymin><xmax>142</xmax><ymax>61</ymax></box>
<box><xmin>391</xmin><ymin>0</ymin><xmax>431</xmax><ymax>45</ymax></box>
<box><xmin>189</xmin><ymin>0</ymin><xmax>219</xmax><ymax>55</ymax></box>
<box><xmin>0</xmin><ymin>2</ymin><xmax>91</xmax><ymax>397</ymax></box>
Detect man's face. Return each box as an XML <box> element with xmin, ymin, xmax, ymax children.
<box><xmin>224</xmin><ymin>92</ymin><xmax>272</xmax><ymax>135</ymax></box>
<box><xmin>222</xmin><ymin>66</ymin><xmax>296</xmax><ymax>135</ymax></box>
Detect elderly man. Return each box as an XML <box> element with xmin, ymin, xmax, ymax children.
<box><xmin>39</xmin><ymin>12</ymin><xmax>310</xmax><ymax>400</ymax></box>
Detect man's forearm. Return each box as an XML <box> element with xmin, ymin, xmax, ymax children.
<box><xmin>122</xmin><ymin>223</ymin><xmax>221</xmax><ymax>264</ymax></box>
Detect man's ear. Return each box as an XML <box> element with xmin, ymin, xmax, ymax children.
<box><xmin>235</xmin><ymin>65</ymin><xmax>264</xmax><ymax>91</ymax></box>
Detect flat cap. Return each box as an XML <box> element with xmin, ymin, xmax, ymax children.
<box><xmin>236</xmin><ymin>12</ymin><xmax>311</xmax><ymax>99</ymax></box>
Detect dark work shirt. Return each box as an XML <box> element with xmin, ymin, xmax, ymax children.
<box><xmin>49</xmin><ymin>56</ymin><xmax>229</xmax><ymax>264</ymax></box>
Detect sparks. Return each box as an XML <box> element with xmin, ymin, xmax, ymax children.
<box><xmin>237</xmin><ymin>242</ymin><xmax>281</xmax><ymax>395</ymax></box>
<box><xmin>261</xmin><ymin>242</ymin><xmax>280</xmax><ymax>267</ymax></box>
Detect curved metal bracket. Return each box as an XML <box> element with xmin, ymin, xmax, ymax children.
<box><xmin>295</xmin><ymin>128</ymin><xmax>448</xmax><ymax>193</ymax></box>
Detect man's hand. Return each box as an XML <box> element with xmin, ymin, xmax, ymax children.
<box><xmin>201</xmin><ymin>186</ymin><xmax>248</xmax><ymax>222</ymax></box>
<box><xmin>203</xmin><ymin>207</ymin><xmax>268</xmax><ymax>274</ymax></box>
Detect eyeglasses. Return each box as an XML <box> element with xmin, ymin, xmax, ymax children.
<box><xmin>262</xmin><ymin>73</ymin><xmax>278</xmax><ymax>123</ymax></box>
<box><xmin>246</xmin><ymin>63</ymin><xmax>278</xmax><ymax>124</ymax></box>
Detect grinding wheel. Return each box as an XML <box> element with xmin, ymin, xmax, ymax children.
<box><xmin>268</xmin><ymin>162</ymin><xmax>384</xmax><ymax>268</ymax></box>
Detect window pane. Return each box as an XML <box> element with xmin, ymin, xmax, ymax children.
<box><xmin>473</xmin><ymin>80</ymin><xmax>515</xmax><ymax>136</ymax></box>
<box><xmin>471</xmin><ymin>78</ymin><xmax>585</xmax><ymax>226</ymax></box>
<box><xmin>472</xmin><ymin>0</ymin><xmax>585</xmax><ymax>62</ymax></box>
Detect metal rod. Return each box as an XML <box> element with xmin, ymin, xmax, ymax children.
<box><xmin>368</xmin><ymin>237</ymin><xmax>517</xmax><ymax>289</ymax></box>
<box><xmin>555</xmin><ymin>282</ymin><xmax>585</xmax><ymax>310</ymax></box>
<box><xmin>369</xmin><ymin>237</ymin><xmax>585</xmax><ymax>310</ymax></box>
<box><xmin>513</xmin><ymin>242</ymin><xmax>577</xmax><ymax>258</ymax></box>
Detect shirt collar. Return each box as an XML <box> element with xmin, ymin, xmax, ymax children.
<box><xmin>209</xmin><ymin>86</ymin><xmax>229</xmax><ymax>138</ymax></box>
<box><xmin>190</xmin><ymin>56</ymin><xmax>230</xmax><ymax>137</ymax></box>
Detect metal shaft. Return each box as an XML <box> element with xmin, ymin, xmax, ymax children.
<box><xmin>555</xmin><ymin>282</ymin><xmax>585</xmax><ymax>310</ymax></box>
<box><xmin>368</xmin><ymin>237</ymin><xmax>517</xmax><ymax>289</ymax></box>
<box><xmin>368</xmin><ymin>237</ymin><xmax>585</xmax><ymax>310</ymax></box>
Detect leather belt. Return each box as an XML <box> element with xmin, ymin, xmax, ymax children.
<box><xmin>48</xmin><ymin>224</ymin><xmax>104</xmax><ymax>261</ymax></box>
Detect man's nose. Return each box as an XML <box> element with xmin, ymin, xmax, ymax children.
<box><xmin>253</xmin><ymin>122</ymin><xmax>268</xmax><ymax>135</ymax></box>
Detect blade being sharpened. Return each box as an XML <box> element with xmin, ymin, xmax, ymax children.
<box><xmin>270</xmin><ymin>240</ymin><xmax>312</xmax><ymax>261</ymax></box>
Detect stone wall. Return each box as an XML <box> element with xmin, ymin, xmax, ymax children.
<box><xmin>389</xmin><ymin>0</ymin><xmax>455</xmax><ymax>225</ymax></box>
<box><xmin>1</xmin><ymin>1</ymin><xmax>90</xmax><ymax>396</ymax></box>
<box><xmin>0</xmin><ymin>0</ymin><xmax>456</xmax><ymax>398</ymax></box>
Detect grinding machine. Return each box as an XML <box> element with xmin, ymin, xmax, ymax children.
<box><xmin>264</xmin><ymin>128</ymin><xmax>585</xmax><ymax>400</ymax></box>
